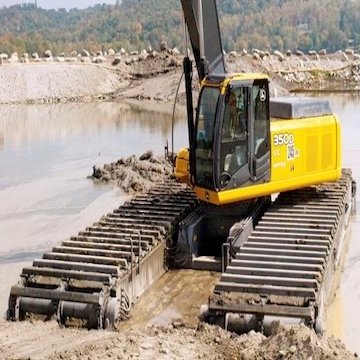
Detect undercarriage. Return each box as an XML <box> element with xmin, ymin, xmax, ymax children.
<box><xmin>7</xmin><ymin>170</ymin><xmax>356</xmax><ymax>334</ymax></box>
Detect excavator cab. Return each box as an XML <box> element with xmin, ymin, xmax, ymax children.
<box><xmin>175</xmin><ymin>75</ymin><xmax>271</xmax><ymax>205</ymax></box>
<box><xmin>194</xmin><ymin>76</ymin><xmax>270</xmax><ymax>193</ymax></box>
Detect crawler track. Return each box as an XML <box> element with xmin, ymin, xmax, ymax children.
<box><xmin>8</xmin><ymin>181</ymin><xmax>198</xmax><ymax>329</ymax></box>
<box><xmin>206</xmin><ymin>169</ymin><xmax>355</xmax><ymax>333</ymax></box>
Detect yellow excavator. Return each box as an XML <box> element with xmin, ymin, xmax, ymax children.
<box><xmin>171</xmin><ymin>0</ymin><xmax>354</xmax><ymax>334</ymax></box>
<box><xmin>176</xmin><ymin>0</ymin><xmax>340</xmax><ymax>203</ymax></box>
<box><xmin>8</xmin><ymin>0</ymin><xmax>355</xmax><ymax>334</ymax></box>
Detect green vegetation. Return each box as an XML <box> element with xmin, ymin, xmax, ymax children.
<box><xmin>0</xmin><ymin>0</ymin><xmax>359</xmax><ymax>55</ymax></box>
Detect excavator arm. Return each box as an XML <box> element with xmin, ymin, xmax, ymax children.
<box><xmin>180</xmin><ymin>0</ymin><xmax>225</xmax><ymax>80</ymax></box>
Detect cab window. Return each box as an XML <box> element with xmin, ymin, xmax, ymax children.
<box><xmin>220</xmin><ymin>88</ymin><xmax>248</xmax><ymax>175</ymax></box>
<box><xmin>253</xmin><ymin>84</ymin><xmax>269</xmax><ymax>158</ymax></box>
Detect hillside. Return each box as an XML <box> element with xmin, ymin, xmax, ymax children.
<box><xmin>0</xmin><ymin>0</ymin><xmax>359</xmax><ymax>56</ymax></box>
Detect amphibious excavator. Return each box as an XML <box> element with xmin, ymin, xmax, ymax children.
<box><xmin>7</xmin><ymin>0</ymin><xmax>355</xmax><ymax>334</ymax></box>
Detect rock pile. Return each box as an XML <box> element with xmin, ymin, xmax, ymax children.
<box><xmin>236</xmin><ymin>323</ymin><xmax>356</xmax><ymax>360</ymax></box>
<box><xmin>89</xmin><ymin>151</ymin><xmax>173</xmax><ymax>193</ymax></box>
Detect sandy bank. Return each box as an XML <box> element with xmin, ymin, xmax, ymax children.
<box><xmin>0</xmin><ymin>62</ymin><xmax>123</xmax><ymax>104</ymax></box>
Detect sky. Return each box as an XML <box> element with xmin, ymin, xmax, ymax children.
<box><xmin>0</xmin><ymin>0</ymin><xmax>116</xmax><ymax>9</ymax></box>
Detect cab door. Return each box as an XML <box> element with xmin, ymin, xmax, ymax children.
<box><xmin>217</xmin><ymin>80</ymin><xmax>270</xmax><ymax>190</ymax></box>
<box><xmin>249</xmin><ymin>81</ymin><xmax>270</xmax><ymax>183</ymax></box>
<box><xmin>218</xmin><ymin>86</ymin><xmax>251</xmax><ymax>189</ymax></box>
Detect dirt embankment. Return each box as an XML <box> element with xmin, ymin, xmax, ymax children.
<box><xmin>1</xmin><ymin>48</ymin><xmax>360</xmax><ymax>106</ymax></box>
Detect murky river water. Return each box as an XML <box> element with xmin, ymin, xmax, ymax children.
<box><xmin>0</xmin><ymin>95</ymin><xmax>359</xmax><ymax>352</ymax></box>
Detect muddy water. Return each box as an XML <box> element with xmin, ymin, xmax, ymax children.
<box><xmin>0</xmin><ymin>101</ymin><xmax>187</xmax><ymax>315</ymax></box>
<box><xmin>0</xmin><ymin>95</ymin><xmax>359</xmax><ymax>353</ymax></box>
<box><xmin>324</xmin><ymin>93</ymin><xmax>360</xmax><ymax>354</ymax></box>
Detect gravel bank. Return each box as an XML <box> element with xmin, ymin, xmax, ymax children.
<box><xmin>1</xmin><ymin>51</ymin><xmax>359</xmax><ymax>106</ymax></box>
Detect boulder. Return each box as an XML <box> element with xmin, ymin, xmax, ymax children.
<box><xmin>259</xmin><ymin>50</ymin><xmax>266</xmax><ymax>59</ymax></box>
<box><xmin>138</xmin><ymin>51</ymin><xmax>148</xmax><ymax>61</ymax></box>
<box><xmin>274</xmin><ymin>50</ymin><xmax>285</xmax><ymax>61</ymax></box>
<box><xmin>150</xmin><ymin>50</ymin><xmax>158</xmax><ymax>58</ymax></box>
<box><xmin>108</xmin><ymin>48</ymin><xmax>115</xmax><ymax>56</ymax></box>
<box><xmin>31</xmin><ymin>52</ymin><xmax>39</xmax><ymax>59</ymax></box>
<box><xmin>296</xmin><ymin>50</ymin><xmax>304</xmax><ymax>56</ymax></box>
<box><xmin>44</xmin><ymin>49</ymin><xmax>52</xmax><ymax>58</ymax></box>
<box><xmin>168</xmin><ymin>57</ymin><xmax>180</xmax><ymax>67</ymax></box>
<box><xmin>9</xmin><ymin>52</ymin><xmax>19</xmax><ymax>63</ymax></box>
<box><xmin>120</xmin><ymin>48</ymin><xmax>127</xmax><ymax>55</ymax></box>
<box><xmin>160</xmin><ymin>40</ymin><xmax>168</xmax><ymax>51</ymax></box>
<box><xmin>92</xmin><ymin>56</ymin><xmax>106</xmax><ymax>63</ymax></box>
<box><xmin>70</xmin><ymin>50</ymin><xmax>78</xmax><ymax>57</ymax></box>
<box><xmin>341</xmin><ymin>52</ymin><xmax>349</xmax><ymax>61</ymax></box>
<box><xmin>345</xmin><ymin>48</ymin><xmax>355</xmax><ymax>56</ymax></box>
<box><xmin>124</xmin><ymin>58</ymin><xmax>133</xmax><ymax>65</ymax></box>
<box><xmin>81</xmin><ymin>57</ymin><xmax>91</xmax><ymax>63</ymax></box>
<box><xmin>112</xmin><ymin>57</ymin><xmax>121</xmax><ymax>66</ymax></box>
<box><xmin>318</xmin><ymin>49</ymin><xmax>327</xmax><ymax>56</ymax></box>
<box><xmin>308</xmin><ymin>50</ymin><xmax>317</xmax><ymax>56</ymax></box>
<box><xmin>81</xmin><ymin>49</ymin><xmax>90</xmax><ymax>57</ymax></box>
<box><xmin>0</xmin><ymin>53</ymin><xmax>8</xmax><ymax>60</ymax></box>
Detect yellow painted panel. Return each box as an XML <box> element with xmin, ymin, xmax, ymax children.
<box><xmin>270</xmin><ymin>114</ymin><xmax>340</xmax><ymax>181</ymax></box>
<box><xmin>196</xmin><ymin>114</ymin><xmax>341</xmax><ymax>206</ymax></box>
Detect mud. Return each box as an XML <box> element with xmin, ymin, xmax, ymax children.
<box><xmin>0</xmin><ymin>318</ymin><xmax>355</xmax><ymax>360</ymax></box>
<box><xmin>88</xmin><ymin>150</ymin><xmax>173</xmax><ymax>193</ymax></box>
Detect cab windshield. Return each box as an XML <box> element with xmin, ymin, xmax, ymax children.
<box><xmin>194</xmin><ymin>86</ymin><xmax>220</xmax><ymax>189</ymax></box>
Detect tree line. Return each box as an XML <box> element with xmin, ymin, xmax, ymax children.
<box><xmin>0</xmin><ymin>0</ymin><xmax>359</xmax><ymax>56</ymax></box>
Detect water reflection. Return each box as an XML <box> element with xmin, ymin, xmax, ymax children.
<box><xmin>0</xmin><ymin>102</ymin><xmax>186</xmax><ymax>150</ymax></box>
<box><xmin>0</xmin><ymin>101</ymin><xmax>188</xmax><ymax>191</ymax></box>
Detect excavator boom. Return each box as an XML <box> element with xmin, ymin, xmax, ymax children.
<box><xmin>180</xmin><ymin>0</ymin><xmax>225</xmax><ymax>80</ymax></box>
